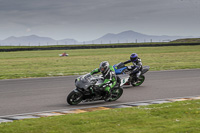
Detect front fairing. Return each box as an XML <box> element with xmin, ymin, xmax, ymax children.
<box><xmin>113</xmin><ymin>62</ymin><xmax>127</xmax><ymax>75</ymax></box>
<box><xmin>75</xmin><ymin>74</ymin><xmax>92</xmax><ymax>89</ymax></box>
<box><xmin>75</xmin><ymin>80</ymin><xmax>91</xmax><ymax>89</ymax></box>
<box><xmin>118</xmin><ymin>74</ymin><xmax>130</xmax><ymax>86</ymax></box>
<box><xmin>75</xmin><ymin>74</ymin><xmax>104</xmax><ymax>89</ymax></box>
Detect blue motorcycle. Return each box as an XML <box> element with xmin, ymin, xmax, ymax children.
<box><xmin>113</xmin><ymin>62</ymin><xmax>150</xmax><ymax>87</ymax></box>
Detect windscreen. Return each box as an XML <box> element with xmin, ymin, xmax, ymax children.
<box><xmin>115</xmin><ymin>62</ymin><xmax>125</xmax><ymax>69</ymax></box>
<box><xmin>75</xmin><ymin>74</ymin><xmax>93</xmax><ymax>89</ymax></box>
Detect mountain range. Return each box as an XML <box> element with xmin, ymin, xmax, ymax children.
<box><xmin>0</xmin><ymin>35</ymin><xmax>77</xmax><ymax>46</ymax></box>
<box><xmin>91</xmin><ymin>30</ymin><xmax>195</xmax><ymax>44</ymax></box>
<box><xmin>0</xmin><ymin>30</ymin><xmax>196</xmax><ymax>46</ymax></box>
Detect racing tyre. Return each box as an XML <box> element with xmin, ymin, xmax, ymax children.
<box><xmin>108</xmin><ymin>87</ymin><xmax>123</xmax><ymax>102</ymax></box>
<box><xmin>131</xmin><ymin>75</ymin><xmax>145</xmax><ymax>87</ymax></box>
<box><xmin>67</xmin><ymin>90</ymin><xmax>83</xmax><ymax>105</ymax></box>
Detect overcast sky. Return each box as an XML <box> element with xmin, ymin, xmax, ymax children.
<box><xmin>0</xmin><ymin>0</ymin><xmax>200</xmax><ymax>41</ymax></box>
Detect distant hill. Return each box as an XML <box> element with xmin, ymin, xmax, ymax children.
<box><xmin>0</xmin><ymin>30</ymin><xmax>198</xmax><ymax>46</ymax></box>
<box><xmin>0</xmin><ymin>35</ymin><xmax>77</xmax><ymax>46</ymax></box>
<box><xmin>91</xmin><ymin>30</ymin><xmax>193</xmax><ymax>44</ymax></box>
<box><xmin>171</xmin><ymin>38</ymin><xmax>200</xmax><ymax>43</ymax></box>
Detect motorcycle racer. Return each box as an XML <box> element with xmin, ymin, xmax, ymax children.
<box><xmin>123</xmin><ymin>53</ymin><xmax>143</xmax><ymax>81</ymax></box>
<box><xmin>90</xmin><ymin>61</ymin><xmax>117</xmax><ymax>101</ymax></box>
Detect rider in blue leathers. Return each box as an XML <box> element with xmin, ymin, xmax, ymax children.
<box><xmin>123</xmin><ymin>53</ymin><xmax>142</xmax><ymax>81</ymax></box>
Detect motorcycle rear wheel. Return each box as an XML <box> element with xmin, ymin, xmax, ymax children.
<box><xmin>131</xmin><ymin>75</ymin><xmax>145</xmax><ymax>87</ymax></box>
<box><xmin>67</xmin><ymin>90</ymin><xmax>83</xmax><ymax>105</ymax></box>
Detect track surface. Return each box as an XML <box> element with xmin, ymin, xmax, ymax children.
<box><xmin>0</xmin><ymin>69</ymin><xmax>199</xmax><ymax>116</ymax></box>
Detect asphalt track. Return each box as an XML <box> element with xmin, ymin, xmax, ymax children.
<box><xmin>0</xmin><ymin>69</ymin><xmax>200</xmax><ymax>116</ymax></box>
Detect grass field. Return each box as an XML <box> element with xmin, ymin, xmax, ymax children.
<box><xmin>1</xmin><ymin>99</ymin><xmax>200</xmax><ymax>133</ymax></box>
<box><xmin>0</xmin><ymin>45</ymin><xmax>200</xmax><ymax>79</ymax></box>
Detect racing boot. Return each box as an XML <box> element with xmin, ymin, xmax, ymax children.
<box><xmin>135</xmin><ymin>71</ymin><xmax>141</xmax><ymax>83</ymax></box>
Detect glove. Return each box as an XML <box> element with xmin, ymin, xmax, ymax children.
<box><xmin>133</xmin><ymin>66</ymin><xmax>139</xmax><ymax>72</ymax></box>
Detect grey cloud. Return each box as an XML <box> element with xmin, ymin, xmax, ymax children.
<box><xmin>0</xmin><ymin>0</ymin><xmax>200</xmax><ymax>41</ymax></box>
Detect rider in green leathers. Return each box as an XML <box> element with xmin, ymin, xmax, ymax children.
<box><xmin>90</xmin><ymin>61</ymin><xmax>117</xmax><ymax>100</ymax></box>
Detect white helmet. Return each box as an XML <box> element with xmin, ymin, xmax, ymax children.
<box><xmin>99</xmin><ymin>61</ymin><xmax>109</xmax><ymax>74</ymax></box>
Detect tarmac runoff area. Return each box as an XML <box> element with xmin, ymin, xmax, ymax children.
<box><xmin>1</xmin><ymin>96</ymin><xmax>200</xmax><ymax>124</ymax></box>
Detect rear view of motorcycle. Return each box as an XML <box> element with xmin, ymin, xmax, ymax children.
<box><xmin>67</xmin><ymin>73</ymin><xmax>129</xmax><ymax>105</ymax></box>
<box><xmin>113</xmin><ymin>62</ymin><xmax>150</xmax><ymax>87</ymax></box>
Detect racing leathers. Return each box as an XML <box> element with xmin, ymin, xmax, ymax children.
<box><xmin>123</xmin><ymin>58</ymin><xmax>143</xmax><ymax>80</ymax></box>
<box><xmin>90</xmin><ymin>65</ymin><xmax>117</xmax><ymax>94</ymax></box>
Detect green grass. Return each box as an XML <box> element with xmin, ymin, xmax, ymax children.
<box><xmin>171</xmin><ymin>38</ymin><xmax>200</xmax><ymax>43</ymax></box>
<box><xmin>0</xmin><ymin>45</ymin><xmax>200</xmax><ymax>79</ymax></box>
<box><xmin>1</xmin><ymin>100</ymin><xmax>200</xmax><ymax>133</ymax></box>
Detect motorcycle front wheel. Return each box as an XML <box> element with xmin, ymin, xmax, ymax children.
<box><xmin>67</xmin><ymin>90</ymin><xmax>83</xmax><ymax>105</ymax></box>
<box><xmin>108</xmin><ymin>87</ymin><xmax>123</xmax><ymax>102</ymax></box>
<box><xmin>131</xmin><ymin>75</ymin><xmax>145</xmax><ymax>87</ymax></box>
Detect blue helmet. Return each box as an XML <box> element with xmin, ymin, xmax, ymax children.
<box><xmin>130</xmin><ymin>53</ymin><xmax>138</xmax><ymax>62</ymax></box>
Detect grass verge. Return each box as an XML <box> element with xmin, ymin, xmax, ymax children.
<box><xmin>1</xmin><ymin>100</ymin><xmax>200</xmax><ymax>133</ymax></box>
<box><xmin>0</xmin><ymin>45</ymin><xmax>200</xmax><ymax>79</ymax></box>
